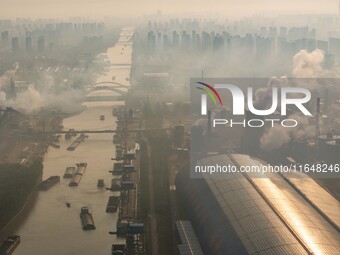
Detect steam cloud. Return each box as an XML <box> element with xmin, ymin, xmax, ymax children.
<box><xmin>292</xmin><ymin>49</ymin><xmax>324</xmax><ymax>78</ymax></box>
<box><xmin>260</xmin><ymin>113</ymin><xmax>316</xmax><ymax>151</ymax></box>
<box><xmin>253</xmin><ymin>76</ymin><xmax>288</xmax><ymax>109</ymax></box>
<box><xmin>260</xmin><ymin>49</ymin><xmax>325</xmax><ymax>151</ymax></box>
<box><xmin>0</xmin><ymin>64</ymin><xmax>85</xmax><ymax>113</ymax></box>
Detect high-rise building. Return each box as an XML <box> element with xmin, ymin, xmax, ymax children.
<box><xmin>317</xmin><ymin>40</ymin><xmax>328</xmax><ymax>52</ymax></box>
<box><xmin>25</xmin><ymin>36</ymin><xmax>32</xmax><ymax>51</ymax></box>
<box><xmin>181</xmin><ymin>31</ymin><xmax>190</xmax><ymax>48</ymax></box>
<box><xmin>1</xmin><ymin>31</ymin><xmax>9</xmax><ymax>45</ymax></box>
<box><xmin>11</xmin><ymin>37</ymin><xmax>18</xmax><ymax>53</ymax></box>
<box><xmin>329</xmin><ymin>37</ymin><xmax>340</xmax><ymax>61</ymax></box>
<box><xmin>147</xmin><ymin>31</ymin><xmax>156</xmax><ymax>50</ymax></box>
<box><xmin>37</xmin><ymin>36</ymin><xmax>45</xmax><ymax>52</ymax></box>
<box><xmin>162</xmin><ymin>34</ymin><xmax>169</xmax><ymax>49</ymax></box>
<box><xmin>172</xmin><ymin>31</ymin><xmax>179</xmax><ymax>47</ymax></box>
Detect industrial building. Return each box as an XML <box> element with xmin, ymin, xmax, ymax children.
<box><xmin>176</xmin><ymin>154</ymin><xmax>340</xmax><ymax>255</ymax></box>
<box><xmin>176</xmin><ymin>221</ymin><xmax>204</xmax><ymax>255</ymax></box>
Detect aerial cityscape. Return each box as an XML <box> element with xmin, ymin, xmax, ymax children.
<box><xmin>0</xmin><ymin>1</ymin><xmax>339</xmax><ymax>255</ymax></box>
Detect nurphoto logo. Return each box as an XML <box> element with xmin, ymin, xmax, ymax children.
<box><xmin>196</xmin><ymin>81</ymin><xmax>312</xmax><ymax>128</ymax></box>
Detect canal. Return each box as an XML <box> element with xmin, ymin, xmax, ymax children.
<box><xmin>12</xmin><ymin>27</ymin><xmax>134</xmax><ymax>255</ymax></box>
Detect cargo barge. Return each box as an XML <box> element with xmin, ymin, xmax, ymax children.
<box><xmin>120</xmin><ymin>181</ymin><xmax>135</xmax><ymax>190</ymax></box>
<box><xmin>75</xmin><ymin>162</ymin><xmax>87</xmax><ymax>175</ymax></box>
<box><xmin>112</xmin><ymin>162</ymin><xmax>123</xmax><ymax>175</ymax></box>
<box><xmin>69</xmin><ymin>163</ymin><xmax>87</xmax><ymax>186</ymax></box>
<box><xmin>106</xmin><ymin>196</ymin><xmax>120</xmax><ymax>213</ymax></box>
<box><xmin>69</xmin><ymin>174</ymin><xmax>82</xmax><ymax>187</ymax></box>
<box><xmin>112</xmin><ymin>244</ymin><xmax>126</xmax><ymax>255</ymax></box>
<box><xmin>0</xmin><ymin>235</ymin><xmax>20</xmax><ymax>255</ymax></box>
<box><xmin>97</xmin><ymin>179</ymin><xmax>105</xmax><ymax>188</ymax></box>
<box><xmin>80</xmin><ymin>207</ymin><xmax>96</xmax><ymax>230</ymax></box>
<box><xmin>50</xmin><ymin>142</ymin><xmax>60</xmax><ymax>149</ymax></box>
<box><xmin>110</xmin><ymin>178</ymin><xmax>121</xmax><ymax>191</ymax></box>
<box><xmin>122</xmin><ymin>165</ymin><xmax>135</xmax><ymax>173</ymax></box>
<box><xmin>37</xmin><ymin>176</ymin><xmax>60</xmax><ymax>191</ymax></box>
<box><xmin>115</xmin><ymin>149</ymin><xmax>123</xmax><ymax>159</ymax></box>
<box><xmin>112</xmin><ymin>134</ymin><xmax>121</xmax><ymax>144</ymax></box>
<box><xmin>63</xmin><ymin>166</ymin><xmax>76</xmax><ymax>178</ymax></box>
<box><xmin>67</xmin><ymin>134</ymin><xmax>88</xmax><ymax>151</ymax></box>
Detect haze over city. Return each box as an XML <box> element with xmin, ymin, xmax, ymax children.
<box><xmin>0</xmin><ymin>1</ymin><xmax>340</xmax><ymax>255</ymax></box>
<box><xmin>0</xmin><ymin>0</ymin><xmax>339</xmax><ymax>19</ymax></box>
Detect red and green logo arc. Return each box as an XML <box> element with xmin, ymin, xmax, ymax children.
<box><xmin>196</xmin><ymin>82</ymin><xmax>223</xmax><ymax>106</ymax></box>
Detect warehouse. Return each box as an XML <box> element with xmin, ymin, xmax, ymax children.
<box><xmin>176</xmin><ymin>154</ymin><xmax>340</xmax><ymax>255</ymax></box>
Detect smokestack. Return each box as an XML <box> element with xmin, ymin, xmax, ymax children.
<box><xmin>315</xmin><ymin>97</ymin><xmax>321</xmax><ymax>152</ymax></box>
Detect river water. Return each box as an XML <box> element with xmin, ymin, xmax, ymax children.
<box><xmin>11</xmin><ymin>27</ymin><xmax>134</xmax><ymax>255</ymax></box>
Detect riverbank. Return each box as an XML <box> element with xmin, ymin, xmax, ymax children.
<box><xmin>0</xmin><ymin>161</ymin><xmax>43</xmax><ymax>238</ymax></box>
<box><xmin>0</xmin><ymin>186</ymin><xmax>39</xmax><ymax>241</ymax></box>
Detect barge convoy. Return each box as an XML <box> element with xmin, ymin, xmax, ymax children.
<box><xmin>67</xmin><ymin>134</ymin><xmax>88</xmax><ymax>151</ymax></box>
<box><xmin>0</xmin><ymin>235</ymin><xmax>20</xmax><ymax>255</ymax></box>
<box><xmin>69</xmin><ymin>163</ymin><xmax>87</xmax><ymax>187</ymax></box>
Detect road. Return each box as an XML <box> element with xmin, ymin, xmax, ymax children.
<box><xmin>146</xmin><ymin>142</ymin><xmax>160</xmax><ymax>255</ymax></box>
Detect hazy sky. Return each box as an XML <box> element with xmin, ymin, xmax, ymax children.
<box><xmin>0</xmin><ymin>0</ymin><xmax>339</xmax><ymax>19</ymax></box>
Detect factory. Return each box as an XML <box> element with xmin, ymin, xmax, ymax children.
<box><xmin>176</xmin><ymin>153</ymin><xmax>340</xmax><ymax>255</ymax></box>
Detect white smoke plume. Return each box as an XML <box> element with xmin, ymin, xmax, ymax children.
<box><xmin>253</xmin><ymin>76</ymin><xmax>288</xmax><ymax>109</ymax></box>
<box><xmin>260</xmin><ymin>49</ymin><xmax>326</xmax><ymax>151</ymax></box>
<box><xmin>260</xmin><ymin>113</ymin><xmax>316</xmax><ymax>151</ymax></box>
<box><xmin>260</xmin><ymin>124</ymin><xmax>291</xmax><ymax>151</ymax></box>
<box><xmin>6</xmin><ymin>85</ymin><xmax>44</xmax><ymax>112</ymax></box>
<box><xmin>292</xmin><ymin>49</ymin><xmax>324</xmax><ymax>78</ymax></box>
<box><xmin>0</xmin><ymin>63</ymin><xmax>19</xmax><ymax>89</ymax></box>
<box><xmin>1</xmin><ymin>72</ymin><xmax>85</xmax><ymax>114</ymax></box>
<box><xmin>3</xmin><ymin>84</ymin><xmax>85</xmax><ymax>113</ymax></box>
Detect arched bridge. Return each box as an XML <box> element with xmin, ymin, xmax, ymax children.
<box><xmin>88</xmin><ymin>81</ymin><xmax>130</xmax><ymax>96</ymax></box>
